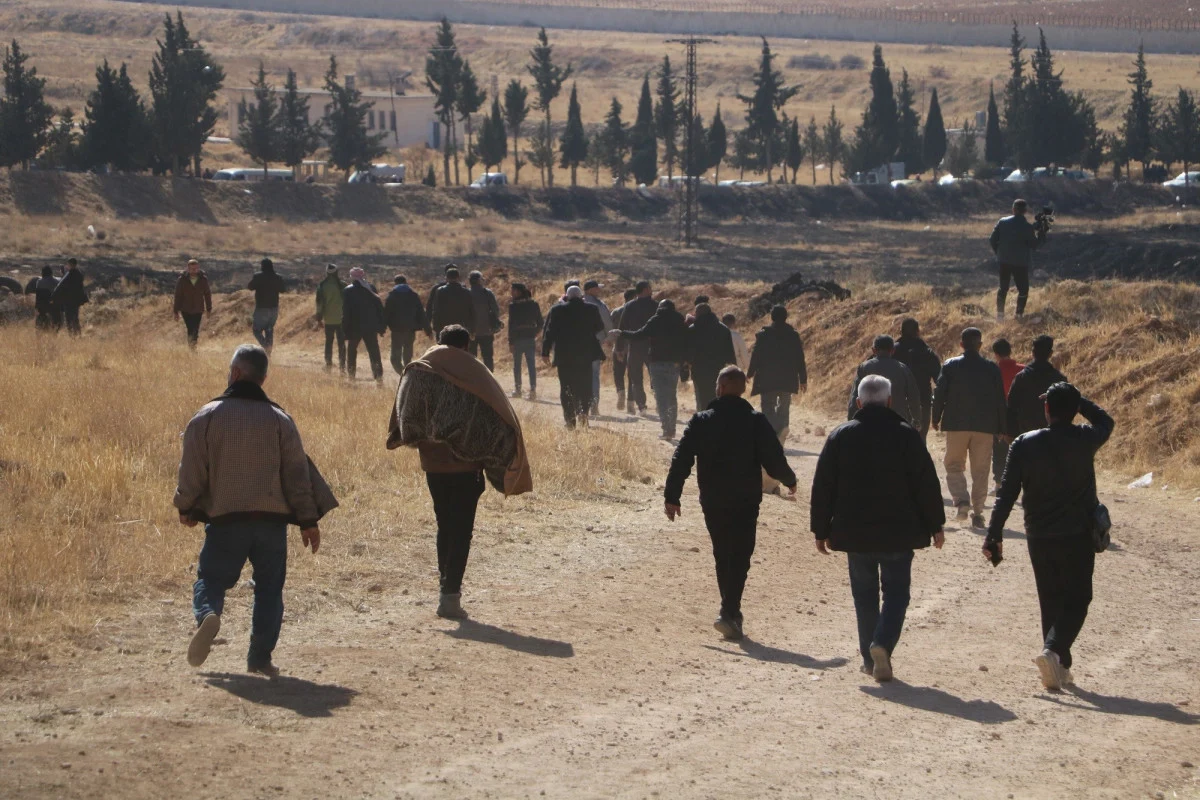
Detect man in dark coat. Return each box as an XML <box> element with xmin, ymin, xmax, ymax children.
<box><xmin>686</xmin><ymin>304</ymin><xmax>737</xmax><ymax>411</ymax></box>
<box><xmin>811</xmin><ymin>374</ymin><xmax>945</xmax><ymax>682</ymax></box>
<box><xmin>616</xmin><ymin>281</ymin><xmax>658</xmax><ymax>416</ymax></box>
<box><xmin>747</xmin><ymin>304</ymin><xmax>807</xmax><ymax>440</ymax></box>
<box><xmin>987</xmin><ymin>383</ymin><xmax>1113</xmax><ymax>691</ymax></box>
<box><xmin>666</xmin><ymin>366</ymin><xmax>797</xmax><ymax>640</ymax></box>
<box><xmin>542</xmin><ymin>285</ymin><xmax>604</xmax><ymax>429</ymax></box>
<box><xmin>342</xmin><ymin>267</ymin><xmax>386</xmax><ymax>383</ymax></box>
<box><xmin>424</xmin><ymin>263</ymin><xmax>455</xmax><ymax>334</ymax></box>
<box><xmin>248</xmin><ymin>258</ymin><xmax>287</xmax><ymax>352</ymax></box>
<box><xmin>50</xmin><ymin>258</ymin><xmax>88</xmax><ymax>336</ymax></box>
<box><xmin>385</xmin><ymin>275</ymin><xmax>427</xmax><ymax>375</ymax></box>
<box><xmin>31</xmin><ymin>266</ymin><xmax>62</xmax><ymax>331</ymax></box>
<box><xmin>618</xmin><ymin>298</ymin><xmax>689</xmax><ymax>440</ymax></box>
<box><xmin>848</xmin><ymin>335</ymin><xmax>921</xmax><ymax>428</ymax></box>
<box><xmin>429</xmin><ymin>267</ymin><xmax>475</xmax><ymax>336</ymax></box>
<box><xmin>893</xmin><ymin>318</ymin><xmax>942</xmax><ymax>442</ymax></box>
<box><xmin>989</xmin><ymin>199</ymin><xmax>1045</xmax><ymax>320</ymax></box>
<box><xmin>507</xmin><ymin>283</ymin><xmax>544</xmax><ymax>400</ymax></box>
<box><xmin>610</xmin><ymin>288</ymin><xmax>638</xmax><ymax>410</ymax></box>
<box><xmin>173</xmin><ymin>259</ymin><xmax>213</xmax><ymax>349</ymax></box>
<box><xmin>467</xmin><ymin>270</ymin><xmax>502</xmax><ymax>371</ymax></box>
<box><xmin>932</xmin><ymin>327</ymin><xmax>1007</xmax><ymax>528</ymax></box>
<box><xmin>1007</xmin><ymin>335</ymin><xmax>1069</xmax><ymax>439</ymax></box>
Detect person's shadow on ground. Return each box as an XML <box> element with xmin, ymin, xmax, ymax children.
<box><xmin>1038</xmin><ymin>686</ymin><xmax>1198</xmax><ymax>724</ymax></box>
<box><xmin>703</xmin><ymin>638</ymin><xmax>848</xmax><ymax>670</ymax></box>
<box><xmin>202</xmin><ymin>673</ymin><xmax>358</xmax><ymax>718</ymax></box>
<box><xmin>442</xmin><ymin>618</ymin><xmax>575</xmax><ymax>658</ymax></box>
<box><xmin>860</xmin><ymin>681</ymin><xmax>1017</xmax><ymax>724</ymax></box>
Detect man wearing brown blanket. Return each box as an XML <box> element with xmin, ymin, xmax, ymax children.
<box><xmin>388</xmin><ymin>324</ymin><xmax>533</xmax><ymax>620</ymax></box>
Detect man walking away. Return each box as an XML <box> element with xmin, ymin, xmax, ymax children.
<box><xmin>173</xmin><ymin>259</ymin><xmax>212</xmax><ymax>349</ymax></box>
<box><xmin>611</xmin><ymin>288</ymin><xmax>638</xmax><ymax>410</ymax></box>
<box><xmin>385</xmin><ymin>275</ymin><xmax>427</xmax><ymax>375</ymax></box>
<box><xmin>617</xmin><ymin>281</ymin><xmax>659</xmax><ymax>416</ymax></box>
<box><xmin>848</xmin><ymin>335</ymin><xmax>921</xmax><ymax>428</ymax></box>
<box><xmin>542</xmin><ymin>285</ymin><xmax>604</xmax><ymax>429</ymax></box>
<box><xmin>248</xmin><ymin>258</ymin><xmax>286</xmax><ymax>352</ymax></box>
<box><xmin>430</xmin><ymin>267</ymin><xmax>475</xmax><ymax>336</ymax></box>
<box><xmin>467</xmin><ymin>271</ymin><xmax>502</xmax><ymax>371</ymax></box>
<box><xmin>424</xmin><ymin>263</ymin><xmax>455</xmax><ymax>332</ymax></box>
<box><xmin>811</xmin><ymin>375</ymin><xmax>945</xmax><ymax>682</ymax></box>
<box><xmin>315</xmin><ymin>264</ymin><xmax>347</xmax><ymax>372</ymax></box>
<box><xmin>508</xmin><ymin>282</ymin><xmax>543</xmax><ymax>400</ymax></box>
<box><xmin>724</xmin><ymin>313</ymin><xmax>750</xmax><ymax>371</ymax></box>
<box><xmin>583</xmin><ymin>279</ymin><xmax>614</xmax><ymax>416</ymax></box>
<box><xmin>343</xmin><ymin>267</ymin><xmax>386</xmax><ymax>383</ymax></box>
<box><xmin>991</xmin><ymin>338</ymin><xmax>1025</xmax><ymax>491</ymax></box>
<box><xmin>619</xmin><ymin>298</ymin><xmax>689</xmax><ymax>440</ymax></box>
<box><xmin>174</xmin><ymin>345</ymin><xmax>337</xmax><ymax>677</ymax></box>
<box><xmin>990</xmin><ymin>199</ymin><xmax>1045</xmax><ymax>320</ymax></box>
<box><xmin>1007</xmin><ymin>335</ymin><xmax>1068</xmax><ymax>439</ymax></box>
<box><xmin>894</xmin><ymin>318</ymin><xmax>941</xmax><ymax>442</ymax></box>
<box><xmin>665</xmin><ymin>366</ymin><xmax>797</xmax><ymax>640</ymax></box>
<box><xmin>687</xmin><ymin>304</ymin><xmax>737</xmax><ymax>411</ymax></box>
<box><xmin>389</xmin><ymin>324</ymin><xmax>533</xmax><ymax>619</ymax></box>
<box><xmin>986</xmin><ymin>383</ymin><xmax>1113</xmax><ymax>691</ymax></box>
<box><xmin>747</xmin><ymin>305</ymin><xmax>807</xmax><ymax>493</ymax></box>
<box><xmin>51</xmin><ymin>258</ymin><xmax>88</xmax><ymax>336</ymax></box>
<box><xmin>32</xmin><ymin>266</ymin><xmax>62</xmax><ymax>331</ymax></box>
<box><xmin>932</xmin><ymin>327</ymin><xmax>1007</xmax><ymax>528</ymax></box>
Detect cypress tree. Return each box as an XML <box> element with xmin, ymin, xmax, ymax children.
<box><xmin>923</xmin><ymin>87</ymin><xmax>947</xmax><ymax>177</ymax></box>
<box><xmin>655</xmin><ymin>56</ymin><xmax>681</xmax><ymax>180</ymax></box>
<box><xmin>527</xmin><ymin>27</ymin><xmax>571</xmax><ymax>188</ymax></box>
<box><xmin>851</xmin><ymin>44</ymin><xmax>899</xmax><ymax>176</ymax></box>
<box><xmin>602</xmin><ymin>96</ymin><xmax>630</xmax><ymax>186</ymax></box>
<box><xmin>147</xmin><ymin>13</ymin><xmax>223</xmax><ymax>176</ymax></box>
<box><xmin>707</xmin><ymin>104</ymin><xmax>728</xmax><ymax>185</ymax></box>
<box><xmin>478</xmin><ymin>96</ymin><xmax>508</xmax><ymax>175</ymax></box>
<box><xmin>1120</xmin><ymin>42</ymin><xmax>1156</xmax><ymax>177</ymax></box>
<box><xmin>1003</xmin><ymin>24</ymin><xmax>1030</xmax><ymax>171</ymax></box>
<box><xmin>503</xmin><ymin>79</ymin><xmax>530</xmax><ymax>184</ymax></box>
<box><xmin>0</xmin><ymin>40</ymin><xmax>54</xmax><ymax>169</ymax></box>
<box><xmin>685</xmin><ymin>113</ymin><xmax>710</xmax><ymax>178</ymax></box>
<box><xmin>630</xmin><ymin>75</ymin><xmax>657</xmax><ymax>185</ymax></box>
<box><xmin>1159</xmin><ymin>88</ymin><xmax>1200</xmax><ymax>185</ymax></box>
<box><xmin>558</xmin><ymin>83</ymin><xmax>587</xmax><ymax>186</ymax></box>
<box><xmin>235</xmin><ymin>63</ymin><xmax>279</xmax><ymax>180</ymax></box>
<box><xmin>784</xmin><ymin>115</ymin><xmax>804</xmax><ymax>184</ymax></box>
<box><xmin>324</xmin><ymin>56</ymin><xmax>387</xmax><ymax>178</ymax></box>
<box><xmin>456</xmin><ymin>60</ymin><xmax>486</xmax><ymax>184</ymax></box>
<box><xmin>823</xmin><ymin>105</ymin><xmax>844</xmax><ymax>185</ymax></box>
<box><xmin>276</xmin><ymin>68</ymin><xmax>322</xmax><ymax>173</ymax></box>
<box><xmin>984</xmin><ymin>83</ymin><xmax>1005</xmax><ymax>166</ymax></box>
<box><xmin>895</xmin><ymin>68</ymin><xmax>923</xmax><ymax>176</ymax></box>
<box><xmin>82</xmin><ymin>60</ymin><xmax>151</xmax><ymax>172</ymax></box>
<box><xmin>737</xmin><ymin>37</ymin><xmax>797</xmax><ymax>184</ymax></box>
<box><xmin>804</xmin><ymin>115</ymin><xmax>822</xmax><ymax>184</ymax></box>
<box><xmin>425</xmin><ymin>19</ymin><xmax>462</xmax><ymax>186</ymax></box>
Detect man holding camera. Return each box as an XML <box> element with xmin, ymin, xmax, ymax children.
<box><xmin>989</xmin><ymin>199</ymin><xmax>1046</xmax><ymax>320</ymax></box>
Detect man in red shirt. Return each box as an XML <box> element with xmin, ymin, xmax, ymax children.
<box><xmin>991</xmin><ymin>339</ymin><xmax>1024</xmax><ymax>492</ymax></box>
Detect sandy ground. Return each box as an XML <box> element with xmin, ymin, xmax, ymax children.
<box><xmin>2</xmin><ymin>364</ymin><xmax>1198</xmax><ymax>799</ymax></box>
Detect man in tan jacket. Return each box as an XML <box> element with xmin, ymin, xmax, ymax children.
<box><xmin>389</xmin><ymin>324</ymin><xmax>532</xmax><ymax>620</ymax></box>
<box><xmin>173</xmin><ymin>259</ymin><xmax>212</xmax><ymax>349</ymax></box>
<box><xmin>174</xmin><ymin>345</ymin><xmax>336</xmax><ymax>677</ymax></box>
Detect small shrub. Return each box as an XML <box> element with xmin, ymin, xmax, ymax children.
<box><xmin>929</xmin><ymin>65</ymin><xmax>950</xmax><ymax>79</ymax></box>
<box><xmin>788</xmin><ymin>54</ymin><xmax>836</xmax><ymax>71</ymax></box>
<box><xmin>839</xmin><ymin>54</ymin><xmax>865</xmax><ymax>70</ymax></box>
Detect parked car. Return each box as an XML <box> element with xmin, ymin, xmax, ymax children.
<box><xmin>938</xmin><ymin>174</ymin><xmax>973</xmax><ymax>186</ymax></box>
<box><xmin>469</xmin><ymin>172</ymin><xmax>509</xmax><ymax>188</ymax></box>
<box><xmin>890</xmin><ymin>179</ymin><xmax>919</xmax><ymax>189</ymax></box>
<box><xmin>1163</xmin><ymin>171</ymin><xmax>1200</xmax><ymax>188</ymax></box>
<box><xmin>349</xmin><ymin>163</ymin><xmax>407</xmax><ymax>185</ymax></box>
<box><xmin>657</xmin><ymin>175</ymin><xmax>711</xmax><ymax>188</ymax></box>
<box><xmin>1005</xmin><ymin>167</ymin><xmax>1092</xmax><ymax>182</ymax></box>
<box><xmin>212</xmin><ymin>168</ymin><xmax>294</xmax><ymax>182</ymax></box>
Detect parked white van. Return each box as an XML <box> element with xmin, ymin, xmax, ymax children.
<box><xmin>212</xmin><ymin>168</ymin><xmax>294</xmax><ymax>182</ymax></box>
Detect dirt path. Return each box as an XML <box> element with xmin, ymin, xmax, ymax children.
<box><xmin>2</xmin><ymin>368</ymin><xmax>1198</xmax><ymax>799</ymax></box>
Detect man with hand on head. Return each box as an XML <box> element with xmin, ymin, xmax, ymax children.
<box><xmin>174</xmin><ymin>345</ymin><xmax>337</xmax><ymax>678</ymax></box>
<box><xmin>665</xmin><ymin>366</ymin><xmax>797</xmax><ymax>641</ymax></box>
<box><xmin>811</xmin><ymin>374</ymin><xmax>945</xmax><ymax>682</ymax></box>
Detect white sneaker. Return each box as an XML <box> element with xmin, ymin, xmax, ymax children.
<box><xmin>869</xmin><ymin>644</ymin><xmax>893</xmax><ymax>682</ymax></box>
<box><xmin>1061</xmin><ymin>667</ymin><xmax>1075</xmax><ymax>687</ymax></box>
<box><xmin>1034</xmin><ymin>649</ymin><xmax>1064</xmax><ymax>691</ymax></box>
<box><xmin>187</xmin><ymin>613</ymin><xmax>221</xmax><ymax>667</ymax></box>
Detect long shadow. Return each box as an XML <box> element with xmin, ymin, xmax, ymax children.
<box><xmin>860</xmin><ymin>681</ymin><xmax>1017</xmax><ymax>724</ymax></box>
<box><xmin>1038</xmin><ymin>687</ymin><xmax>1198</xmax><ymax>725</ymax></box>
<box><xmin>443</xmin><ymin>619</ymin><xmax>574</xmax><ymax>658</ymax></box>
<box><xmin>960</xmin><ymin>525</ymin><xmax>1028</xmax><ymax>542</ymax></box>
<box><xmin>202</xmin><ymin>672</ymin><xmax>358</xmax><ymax>718</ymax></box>
<box><xmin>702</xmin><ymin>637</ymin><xmax>848</xmax><ymax>670</ymax></box>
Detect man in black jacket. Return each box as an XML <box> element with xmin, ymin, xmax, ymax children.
<box><xmin>686</xmin><ymin>304</ymin><xmax>737</xmax><ymax>411</ymax></box>
<box><xmin>616</xmin><ymin>281</ymin><xmax>658</xmax><ymax>416</ymax></box>
<box><xmin>50</xmin><ymin>258</ymin><xmax>88</xmax><ymax>336</ymax></box>
<box><xmin>248</xmin><ymin>258</ymin><xmax>287</xmax><ymax>352</ymax></box>
<box><xmin>467</xmin><ymin>270</ymin><xmax>502</xmax><ymax>371</ymax></box>
<box><xmin>542</xmin><ymin>285</ymin><xmax>604</xmax><ymax>429</ymax></box>
<box><xmin>342</xmin><ymin>268</ymin><xmax>386</xmax><ymax>383</ymax></box>
<box><xmin>610</xmin><ymin>288</ymin><xmax>638</xmax><ymax>410</ymax></box>
<box><xmin>893</xmin><ymin>318</ymin><xmax>942</xmax><ymax>442</ymax></box>
<box><xmin>747</xmin><ymin>305</ymin><xmax>807</xmax><ymax>440</ymax></box>
<box><xmin>385</xmin><ymin>275</ymin><xmax>427</xmax><ymax>374</ymax></box>
<box><xmin>424</xmin><ymin>264</ymin><xmax>455</xmax><ymax>333</ymax></box>
<box><xmin>31</xmin><ymin>266</ymin><xmax>62</xmax><ymax>331</ymax></box>
<box><xmin>848</xmin><ymin>335</ymin><xmax>921</xmax><ymax>428</ymax></box>
<box><xmin>665</xmin><ymin>366</ymin><xmax>797</xmax><ymax>640</ymax></box>
<box><xmin>430</xmin><ymin>267</ymin><xmax>475</xmax><ymax>336</ymax></box>
<box><xmin>811</xmin><ymin>374</ymin><xmax>946</xmax><ymax>682</ymax></box>
<box><xmin>1007</xmin><ymin>335</ymin><xmax>1068</xmax><ymax>438</ymax></box>
<box><xmin>507</xmin><ymin>283</ymin><xmax>544</xmax><ymax>400</ymax></box>
<box><xmin>932</xmin><ymin>327</ymin><xmax>1007</xmax><ymax>528</ymax></box>
<box><xmin>619</xmin><ymin>298</ymin><xmax>689</xmax><ymax>440</ymax></box>
<box><xmin>986</xmin><ymin>383</ymin><xmax>1113</xmax><ymax>691</ymax></box>
<box><xmin>990</xmin><ymin>199</ymin><xmax>1045</xmax><ymax>320</ymax></box>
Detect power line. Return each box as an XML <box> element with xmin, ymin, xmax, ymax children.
<box><xmin>665</xmin><ymin>37</ymin><xmax>714</xmax><ymax>248</ymax></box>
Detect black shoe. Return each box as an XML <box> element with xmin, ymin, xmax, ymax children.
<box><xmin>247</xmin><ymin>661</ymin><xmax>281</xmax><ymax>679</ymax></box>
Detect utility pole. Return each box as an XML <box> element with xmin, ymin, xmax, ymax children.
<box><xmin>666</xmin><ymin>36</ymin><xmax>714</xmax><ymax>248</ymax></box>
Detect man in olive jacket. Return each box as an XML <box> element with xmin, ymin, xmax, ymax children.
<box><xmin>812</xmin><ymin>374</ymin><xmax>945</xmax><ymax>682</ymax></box>
<box><xmin>315</xmin><ymin>264</ymin><xmax>346</xmax><ymax>372</ymax></box>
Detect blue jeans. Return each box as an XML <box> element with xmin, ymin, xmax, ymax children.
<box><xmin>252</xmin><ymin>307</ymin><xmax>279</xmax><ymax>350</ymax></box>
<box><xmin>648</xmin><ymin>362</ymin><xmax>680</xmax><ymax>437</ymax></box>
<box><xmin>511</xmin><ymin>338</ymin><xmax>537</xmax><ymax>391</ymax></box>
<box><xmin>847</xmin><ymin>551</ymin><xmax>914</xmax><ymax>669</ymax></box>
<box><xmin>193</xmin><ymin>520</ymin><xmax>288</xmax><ymax>669</ymax></box>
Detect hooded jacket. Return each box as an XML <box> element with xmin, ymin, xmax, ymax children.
<box><xmin>248</xmin><ymin>265</ymin><xmax>286</xmax><ymax>309</ymax></box>
<box><xmin>894</xmin><ymin>336</ymin><xmax>941</xmax><ymax>407</ymax></box>
<box><xmin>315</xmin><ymin>273</ymin><xmax>346</xmax><ymax>325</ymax></box>
<box><xmin>174</xmin><ymin>271</ymin><xmax>213</xmax><ymax>315</ymax></box>
<box><xmin>747</xmin><ymin>322</ymin><xmax>807</xmax><ymax>396</ymax></box>
<box><xmin>686</xmin><ymin>313</ymin><xmax>737</xmax><ymax>377</ymax></box>
<box><xmin>33</xmin><ymin>275</ymin><xmax>60</xmax><ymax>314</ymax></box>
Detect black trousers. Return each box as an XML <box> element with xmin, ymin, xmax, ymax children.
<box><xmin>626</xmin><ymin>345</ymin><xmax>649</xmax><ymax>411</ymax></box>
<box><xmin>917</xmin><ymin>402</ymin><xmax>932</xmax><ymax>443</ymax></box>
<box><xmin>347</xmin><ymin>332</ymin><xmax>383</xmax><ymax>380</ymax></box>
<box><xmin>182</xmin><ymin>312</ymin><xmax>203</xmax><ymax>348</ymax></box>
<box><xmin>998</xmin><ymin>263</ymin><xmax>1030</xmax><ymax>316</ymax></box>
<box><xmin>613</xmin><ymin>353</ymin><xmax>627</xmax><ymax>394</ymax></box>
<box><xmin>693</xmin><ymin>368</ymin><xmax>719</xmax><ymax>412</ymax></box>
<box><xmin>35</xmin><ymin>309</ymin><xmax>62</xmax><ymax>331</ymax></box>
<box><xmin>426</xmin><ymin>471</ymin><xmax>485</xmax><ymax>594</ymax></box>
<box><xmin>1028</xmin><ymin>535</ymin><xmax>1095</xmax><ymax>669</ymax></box>
<box><xmin>391</xmin><ymin>330</ymin><xmax>416</xmax><ymax>375</ymax></box>
<box><xmin>702</xmin><ymin>505</ymin><xmax>760</xmax><ymax>622</ymax></box>
<box><xmin>324</xmin><ymin>324</ymin><xmax>345</xmax><ymax>369</ymax></box>
<box><xmin>992</xmin><ymin>435</ymin><xmax>1010</xmax><ymax>484</ymax></box>
<box><xmin>470</xmin><ymin>335</ymin><xmax>495</xmax><ymax>372</ymax></box>
<box><xmin>63</xmin><ymin>304</ymin><xmax>82</xmax><ymax>336</ymax></box>
<box><xmin>558</xmin><ymin>361</ymin><xmax>593</xmax><ymax>427</ymax></box>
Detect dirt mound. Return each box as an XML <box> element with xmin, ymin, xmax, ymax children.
<box><xmin>747</xmin><ymin>272</ymin><xmax>851</xmax><ymax>320</ymax></box>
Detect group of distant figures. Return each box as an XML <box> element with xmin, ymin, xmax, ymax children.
<box><xmin>26</xmin><ymin>258</ymin><xmax>89</xmax><ymax>335</ymax></box>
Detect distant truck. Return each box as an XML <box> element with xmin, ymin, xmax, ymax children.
<box><xmin>348</xmin><ymin>163</ymin><xmax>407</xmax><ymax>184</ymax></box>
<box><xmin>213</xmin><ymin>168</ymin><xmax>294</xmax><ymax>182</ymax></box>
<box><xmin>849</xmin><ymin>162</ymin><xmax>905</xmax><ymax>186</ymax></box>
<box><xmin>469</xmin><ymin>172</ymin><xmax>509</xmax><ymax>188</ymax></box>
